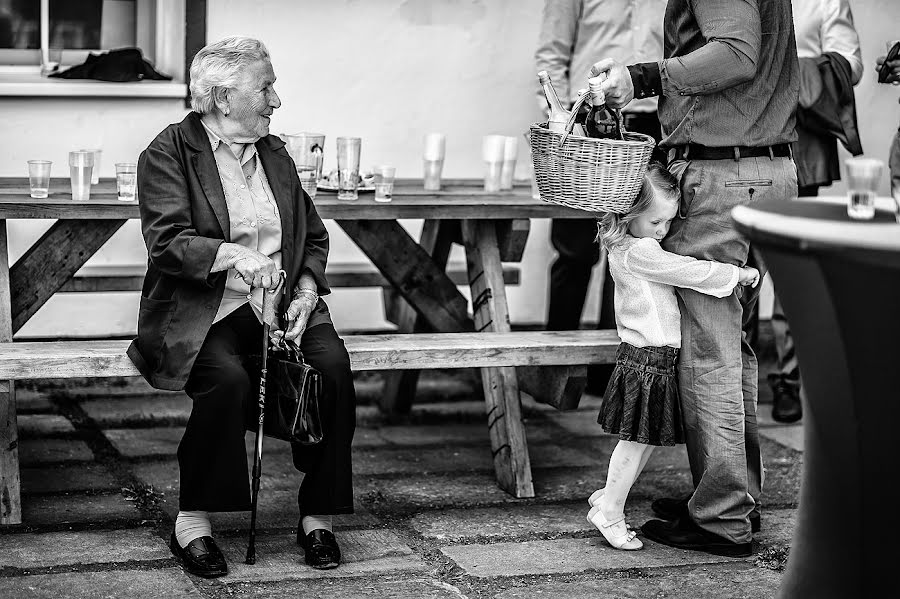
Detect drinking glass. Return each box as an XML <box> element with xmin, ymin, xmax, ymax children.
<box><xmin>115</xmin><ymin>162</ymin><xmax>137</xmax><ymax>202</ymax></box>
<box><xmin>336</xmin><ymin>137</ymin><xmax>361</xmax><ymax>201</ymax></box>
<box><xmin>68</xmin><ymin>150</ymin><xmax>94</xmax><ymax>201</ymax></box>
<box><xmin>845</xmin><ymin>157</ymin><xmax>884</xmax><ymax>220</ymax></box>
<box><xmin>500</xmin><ymin>136</ymin><xmax>518</xmax><ymax>190</ymax></box>
<box><xmin>27</xmin><ymin>160</ymin><xmax>52</xmax><ymax>198</ymax></box>
<box><xmin>80</xmin><ymin>149</ymin><xmax>102</xmax><ymax>184</ymax></box>
<box><xmin>423</xmin><ymin>133</ymin><xmax>446</xmax><ymax>191</ymax></box>
<box><xmin>373</xmin><ymin>165</ymin><xmax>396</xmax><ymax>202</ymax></box>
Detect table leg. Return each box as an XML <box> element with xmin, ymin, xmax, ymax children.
<box><xmin>379</xmin><ymin>219</ymin><xmax>457</xmax><ymax>415</ymax></box>
<box><xmin>462</xmin><ymin>219</ymin><xmax>535</xmax><ymax>499</ymax></box>
<box><xmin>0</xmin><ymin>220</ymin><xmax>21</xmax><ymax>524</ymax></box>
<box><xmin>10</xmin><ymin>219</ymin><xmax>126</xmax><ymax>333</ymax></box>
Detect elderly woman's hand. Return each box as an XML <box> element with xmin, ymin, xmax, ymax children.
<box><xmin>231</xmin><ymin>245</ymin><xmax>280</xmax><ymax>289</ymax></box>
<box><xmin>278</xmin><ymin>292</ymin><xmax>318</xmax><ymax>343</ymax></box>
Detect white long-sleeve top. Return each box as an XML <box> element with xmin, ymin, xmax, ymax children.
<box><xmin>792</xmin><ymin>0</ymin><xmax>863</xmax><ymax>85</ymax></box>
<box><xmin>608</xmin><ymin>237</ymin><xmax>740</xmax><ymax>349</ymax></box>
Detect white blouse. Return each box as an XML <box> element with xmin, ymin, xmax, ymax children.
<box><xmin>608</xmin><ymin>236</ymin><xmax>740</xmax><ymax>349</ymax></box>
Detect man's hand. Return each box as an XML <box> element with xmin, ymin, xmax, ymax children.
<box><xmin>589</xmin><ymin>58</ymin><xmax>634</xmax><ymax>109</ymax></box>
<box><xmin>876</xmin><ymin>53</ymin><xmax>900</xmax><ymax>85</ymax></box>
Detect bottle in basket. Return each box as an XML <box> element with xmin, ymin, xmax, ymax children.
<box><xmin>585</xmin><ymin>76</ymin><xmax>623</xmax><ymax>140</ymax></box>
<box><xmin>537</xmin><ymin>71</ymin><xmax>585</xmax><ymax>136</ymax></box>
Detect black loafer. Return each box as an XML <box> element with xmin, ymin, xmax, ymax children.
<box><xmin>770</xmin><ymin>376</ymin><xmax>802</xmax><ymax>423</ymax></box>
<box><xmin>298</xmin><ymin>528</ymin><xmax>341</xmax><ymax>570</ymax></box>
<box><xmin>641</xmin><ymin>517</ymin><xmax>752</xmax><ymax>558</ymax></box>
<box><xmin>169</xmin><ymin>533</ymin><xmax>228</xmax><ymax>578</ymax></box>
<box><xmin>651</xmin><ymin>495</ymin><xmax>761</xmax><ymax>533</ymax></box>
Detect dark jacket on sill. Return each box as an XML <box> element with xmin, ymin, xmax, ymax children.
<box><xmin>49</xmin><ymin>47</ymin><xmax>171</xmax><ymax>82</ymax></box>
<box><xmin>793</xmin><ymin>52</ymin><xmax>863</xmax><ymax>188</ymax></box>
<box><xmin>127</xmin><ymin>112</ymin><xmax>332</xmax><ymax>391</ymax></box>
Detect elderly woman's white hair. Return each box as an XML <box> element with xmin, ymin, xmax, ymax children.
<box><xmin>189</xmin><ymin>36</ymin><xmax>271</xmax><ymax>114</ymax></box>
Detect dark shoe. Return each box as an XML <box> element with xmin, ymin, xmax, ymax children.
<box><xmin>297</xmin><ymin>528</ymin><xmax>341</xmax><ymax>569</ymax></box>
<box><xmin>169</xmin><ymin>533</ymin><xmax>228</xmax><ymax>578</ymax></box>
<box><xmin>651</xmin><ymin>495</ymin><xmax>761</xmax><ymax>533</ymax></box>
<box><xmin>641</xmin><ymin>517</ymin><xmax>752</xmax><ymax>558</ymax></box>
<box><xmin>771</xmin><ymin>376</ymin><xmax>802</xmax><ymax>423</ymax></box>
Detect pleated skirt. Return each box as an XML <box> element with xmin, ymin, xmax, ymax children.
<box><xmin>598</xmin><ymin>342</ymin><xmax>684</xmax><ymax>446</ymax></box>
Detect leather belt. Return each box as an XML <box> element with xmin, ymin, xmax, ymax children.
<box><xmin>671</xmin><ymin>143</ymin><xmax>792</xmax><ymax>161</ymax></box>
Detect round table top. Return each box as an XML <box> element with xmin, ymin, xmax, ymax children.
<box><xmin>732</xmin><ymin>196</ymin><xmax>900</xmax><ymax>253</ymax></box>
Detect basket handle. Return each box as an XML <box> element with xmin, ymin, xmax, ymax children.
<box><xmin>558</xmin><ymin>85</ymin><xmax>625</xmax><ymax>147</ymax></box>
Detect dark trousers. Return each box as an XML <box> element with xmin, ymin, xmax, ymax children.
<box><xmin>548</xmin><ymin>111</ymin><xmax>664</xmax><ymax>390</ymax></box>
<box><xmin>181</xmin><ymin>303</ymin><xmax>356</xmax><ymax>515</ymax></box>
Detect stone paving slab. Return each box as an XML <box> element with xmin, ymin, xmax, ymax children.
<box><xmin>759</xmin><ymin>424</ymin><xmax>804</xmax><ymax>452</ymax></box>
<box><xmin>0</xmin><ymin>569</ymin><xmax>200</xmax><ymax>599</ymax></box>
<box><xmin>212</xmin><ymin>577</ymin><xmax>465</xmax><ymax>598</ymax></box>
<box><xmin>377</xmin><ymin>422</ymin><xmax>553</xmax><ymax>446</ymax></box>
<box><xmin>80</xmin><ymin>394</ymin><xmax>192</xmax><ymax>426</ymax></box>
<box><xmin>213</xmin><ymin>529</ymin><xmax>428</xmax><ymax>583</ymax></box>
<box><xmin>107</xmin><ymin>427</ymin><xmax>295</xmax><ymax>459</ymax></box>
<box><xmin>441</xmin><ymin>536</ymin><xmax>752</xmax><ymax>578</ymax></box>
<box><xmin>17</xmin><ymin>414</ymin><xmax>76</xmax><ymax>436</ymax></box>
<box><xmin>358</xmin><ymin>472</ymin><xmax>514</xmax><ymax>510</ymax></box>
<box><xmin>19</xmin><ymin>438</ymin><xmax>94</xmax><ymax>465</ymax></box>
<box><xmin>21</xmin><ymin>493</ymin><xmax>142</xmax><ymax>527</ymax></box>
<box><xmin>494</xmin><ymin>562</ymin><xmax>782</xmax><ymax>599</ymax></box>
<box><xmin>21</xmin><ymin>464</ymin><xmax>119</xmax><ymax>494</ymax></box>
<box><xmin>1</xmin><ymin>529</ymin><xmax>170</xmax><ymax>568</ymax></box>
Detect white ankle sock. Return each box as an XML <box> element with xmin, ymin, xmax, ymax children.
<box><xmin>301</xmin><ymin>514</ymin><xmax>333</xmax><ymax>535</ymax></box>
<box><xmin>175</xmin><ymin>510</ymin><xmax>211</xmax><ymax>548</ymax></box>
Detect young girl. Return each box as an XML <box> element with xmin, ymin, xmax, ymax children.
<box><xmin>586</xmin><ymin>162</ymin><xmax>759</xmax><ymax>550</ymax></box>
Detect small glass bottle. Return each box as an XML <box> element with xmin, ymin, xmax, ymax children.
<box><xmin>585</xmin><ymin>76</ymin><xmax>623</xmax><ymax>140</ymax></box>
<box><xmin>537</xmin><ymin>70</ymin><xmax>572</xmax><ymax>134</ymax></box>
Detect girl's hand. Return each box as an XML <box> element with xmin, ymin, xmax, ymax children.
<box><xmin>739</xmin><ymin>266</ymin><xmax>761</xmax><ymax>288</ymax></box>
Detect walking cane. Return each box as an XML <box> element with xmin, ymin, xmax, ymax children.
<box><xmin>245</xmin><ymin>273</ymin><xmax>284</xmax><ymax>565</ymax></box>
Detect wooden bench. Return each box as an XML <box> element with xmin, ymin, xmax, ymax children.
<box><xmin>57</xmin><ymin>263</ymin><xmax>520</xmax><ymax>293</ymax></box>
<box><xmin>0</xmin><ymin>329</ymin><xmax>619</xmax><ymax>524</ymax></box>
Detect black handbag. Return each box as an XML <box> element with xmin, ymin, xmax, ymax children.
<box><xmin>252</xmin><ymin>339</ymin><xmax>324</xmax><ymax>445</ymax></box>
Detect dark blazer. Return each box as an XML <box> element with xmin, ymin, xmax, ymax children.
<box><xmin>127</xmin><ymin>112</ymin><xmax>332</xmax><ymax>391</ymax></box>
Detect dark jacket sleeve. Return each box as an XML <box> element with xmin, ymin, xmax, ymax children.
<box><xmin>136</xmin><ymin>128</ymin><xmax>223</xmax><ymax>285</ymax></box>
<box><xmin>298</xmin><ymin>186</ymin><xmax>331</xmax><ymax>296</ymax></box>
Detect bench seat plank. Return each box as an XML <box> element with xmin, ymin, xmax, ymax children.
<box><xmin>0</xmin><ymin>330</ymin><xmax>619</xmax><ymax>380</ymax></box>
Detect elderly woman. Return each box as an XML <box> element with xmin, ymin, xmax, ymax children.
<box><xmin>127</xmin><ymin>36</ymin><xmax>355</xmax><ymax>577</ymax></box>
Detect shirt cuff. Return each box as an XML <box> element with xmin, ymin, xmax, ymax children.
<box><xmin>628</xmin><ymin>62</ymin><xmax>662</xmax><ymax>99</ymax></box>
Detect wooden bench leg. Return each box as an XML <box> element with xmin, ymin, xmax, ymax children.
<box><xmin>379</xmin><ymin>220</ymin><xmax>455</xmax><ymax>415</ymax></box>
<box><xmin>462</xmin><ymin>220</ymin><xmax>534</xmax><ymax>499</ymax></box>
<box><xmin>0</xmin><ymin>221</ymin><xmax>21</xmax><ymax>524</ymax></box>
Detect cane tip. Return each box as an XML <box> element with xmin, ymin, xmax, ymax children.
<box><xmin>245</xmin><ymin>552</ymin><xmax>256</xmax><ymax>565</ymax></box>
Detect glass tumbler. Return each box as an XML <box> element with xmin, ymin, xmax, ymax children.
<box><xmin>27</xmin><ymin>160</ymin><xmax>52</xmax><ymax>198</ymax></box>
<box><xmin>336</xmin><ymin>137</ymin><xmax>362</xmax><ymax>201</ymax></box>
<box><xmin>115</xmin><ymin>163</ymin><xmax>137</xmax><ymax>201</ymax></box>
<box><xmin>68</xmin><ymin>150</ymin><xmax>95</xmax><ymax>201</ymax></box>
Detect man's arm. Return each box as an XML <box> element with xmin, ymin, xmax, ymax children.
<box><xmin>628</xmin><ymin>0</ymin><xmax>762</xmax><ymax>100</ymax></box>
<box><xmin>821</xmin><ymin>0</ymin><xmax>864</xmax><ymax>85</ymax></box>
<box><xmin>534</xmin><ymin>0</ymin><xmax>581</xmax><ymax>108</ymax></box>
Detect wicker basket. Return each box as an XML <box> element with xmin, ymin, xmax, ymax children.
<box><xmin>530</xmin><ymin>93</ymin><xmax>655</xmax><ymax>214</ymax></box>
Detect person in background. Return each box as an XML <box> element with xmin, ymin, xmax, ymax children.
<box><xmin>592</xmin><ymin>0</ymin><xmax>799</xmax><ymax>557</ymax></box>
<box><xmin>129</xmin><ymin>37</ymin><xmax>356</xmax><ymax>577</ymax></box>
<box><xmin>747</xmin><ymin>0</ymin><xmax>864</xmax><ymax>424</ymax></box>
<box><xmin>877</xmin><ymin>41</ymin><xmax>900</xmax><ymax>198</ymax></box>
<box><xmin>534</xmin><ymin>0</ymin><xmax>666</xmax><ymax>396</ymax></box>
<box><xmin>586</xmin><ymin>163</ymin><xmax>759</xmax><ymax>552</ymax></box>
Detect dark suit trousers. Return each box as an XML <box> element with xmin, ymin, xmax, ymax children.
<box><xmin>181</xmin><ymin>303</ymin><xmax>356</xmax><ymax>515</ymax></box>
<box><xmin>547</xmin><ymin>111</ymin><xmax>664</xmax><ymax>390</ymax></box>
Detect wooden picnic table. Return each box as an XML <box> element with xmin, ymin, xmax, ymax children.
<box><xmin>0</xmin><ymin>177</ymin><xmax>589</xmax><ymax>513</ymax></box>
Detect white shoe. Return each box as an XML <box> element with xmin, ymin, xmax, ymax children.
<box><xmin>588</xmin><ymin>488</ymin><xmax>604</xmax><ymax>507</ymax></box>
<box><xmin>587</xmin><ymin>505</ymin><xmax>643</xmax><ymax>550</ymax></box>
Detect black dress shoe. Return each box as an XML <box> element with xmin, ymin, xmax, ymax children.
<box><xmin>770</xmin><ymin>376</ymin><xmax>802</xmax><ymax>423</ymax></box>
<box><xmin>641</xmin><ymin>517</ymin><xmax>752</xmax><ymax>558</ymax></box>
<box><xmin>169</xmin><ymin>533</ymin><xmax>228</xmax><ymax>578</ymax></box>
<box><xmin>651</xmin><ymin>495</ymin><xmax>761</xmax><ymax>533</ymax></box>
<box><xmin>297</xmin><ymin>528</ymin><xmax>341</xmax><ymax>569</ymax></box>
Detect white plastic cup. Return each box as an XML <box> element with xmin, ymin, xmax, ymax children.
<box><xmin>845</xmin><ymin>157</ymin><xmax>884</xmax><ymax>220</ymax></box>
<box><xmin>373</xmin><ymin>165</ymin><xmax>396</xmax><ymax>202</ymax></box>
<box><xmin>423</xmin><ymin>158</ymin><xmax>444</xmax><ymax>191</ymax></box>
<box><xmin>482</xmin><ymin>135</ymin><xmax>506</xmax><ymax>192</ymax></box>
<box><xmin>80</xmin><ymin>149</ymin><xmax>102</xmax><ymax>184</ymax></box>
<box><xmin>423</xmin><ymin>133</ymin><xmax>446</xmax><ymax>160</ymax></box>
<box><xmin>68</xmin><ymin>150</ymin><xmax>94</xmax><ymax>201</ymax></box>
<box><xmin>27</xmin><ymin>160</ymin><xmax>52</xmax><ymax>198</ymax></box>
<box><xmin>336</xmin><ymin>137</ymin><xmax>362</xmax><ymax>201</ymax></box>
<box><xmin>423</xmin><ymin>133</ymin><xmax>446</xmax><ymax>191</ymax></box>
<box><xmin>115</xmin><ymin>162</ymin><xmax>137</xmax><ymax>202</ymax></box>
<box><xmin>500</xmin><ymin>136</ymin><xmax>518</xmax><ymax>190</ymax></box>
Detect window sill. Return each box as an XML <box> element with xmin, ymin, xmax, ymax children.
<box><xmin>0</xmin><ymin>72</ymin><xmax>187</xmax><ymax>98</ymax></box>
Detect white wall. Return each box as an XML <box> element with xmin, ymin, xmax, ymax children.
<box><xmin>4</xmin><ymin>0</ymin><xmax>900</xmax><ymax>337</ymax></box>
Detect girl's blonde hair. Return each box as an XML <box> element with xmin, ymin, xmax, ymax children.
<box><xmin>596</xmin><ymin>161</ymin><xmax>680</xmax><ymax>249</ymax></box>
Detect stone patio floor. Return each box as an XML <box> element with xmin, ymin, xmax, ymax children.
<box><xmin>1</xmin><ymin>335</ymin><xmax>802</xmax><ymax>598</ymax></box>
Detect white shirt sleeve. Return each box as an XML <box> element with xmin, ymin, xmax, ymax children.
<box><xmin>622</xmin><ymin>237</ymin><xmax>740</xmax><ymax>298</ymax></box>
<box><xmin>821</xmin><ymin>0</ymin><xmax>864</xmax><ymax>85</ymax></box>
<box><xmin>534</xmin><ymin>0</ymin><xmax>581</xmax><ymax>109</ymax></box>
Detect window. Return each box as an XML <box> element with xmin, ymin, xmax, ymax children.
<box><xmin>0</xmin><ymin>0</ymin><xmax>184</xmax><ymax>81</ymax></box>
